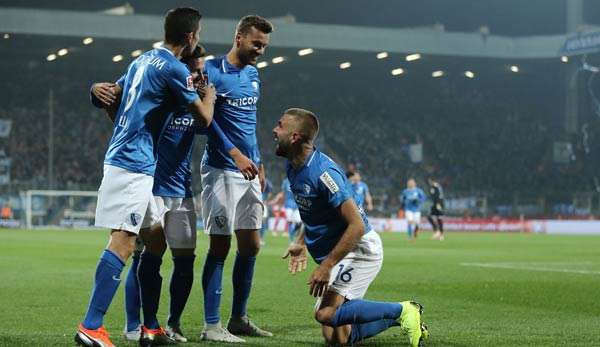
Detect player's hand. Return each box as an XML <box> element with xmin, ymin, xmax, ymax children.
<box><xmin>367</xmin><ymin>203</ymin><xmax>374</xmax><ymax>212</ymax></box>
<box><xmin>282</xmin><ymin>243</ymin><xmax>308</xmax><ymax>274</ymax></box>
<box><xmin>202</xmin><ymin>84</ymin><xmax>216</xmax><ymax>105</ymax></box>
<box><xmin>92</xmin><ymin>82</ymin><xmax>117</xmax><ymax>107</ymax></box>
<box><xmin>230</xmin><ymin>148</ymin><xmax>258</xmax><ymax>180</ymax></box>
<box><xmin>436</xmin><ymin>203</ymin><xmax>442</xmax><ymax>211</ymax></box>
<box><xmin>308</xmin><ymin>263</ymin><xmax>332</xmax><ymax>297</ymax></box>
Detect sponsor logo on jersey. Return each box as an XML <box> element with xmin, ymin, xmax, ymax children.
<box><xmin>226</xmin><ymin>96</ymin><xmax>259</xmax><ymax>107</ymax></box>
<box><xmin>319</xmin><ymin>171</ymin><xmax>339</xmax><ymax>194</ymax></box>
<box><xmin>294</xmin><ymin>195</ymin><xmax>313</xmax><ymax>209</ymax></box>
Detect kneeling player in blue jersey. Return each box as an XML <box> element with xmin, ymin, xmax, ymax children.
<box><xmin>275</xmin><ymin>108</ymin><xmax>429</xmax><ymax>346</ymax></box>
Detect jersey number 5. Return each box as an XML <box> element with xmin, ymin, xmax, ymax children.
<box><xmin>119</xmin><ymin>63</ymin><xmax>147</xmax><ymax>127</ymax></box>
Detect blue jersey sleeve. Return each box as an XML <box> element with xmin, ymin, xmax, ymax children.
<box><xmin>116</xmin><ymin>74</ymin><xmax>125</xmax><ymax>88</ymax></box>
<box><xmin>166</xmin><ymin>62</ymin><xmax>200</xmax><ymax>105</ymax></box>
<box><xmin>318</xmin><ymin>167</ymin><xmax>351</xmax><ymax>209</ymax></box>
<box><xmin>207</xmin><ymin>120</ymin><xmax>235</xmax><ymax>153</ymax></box>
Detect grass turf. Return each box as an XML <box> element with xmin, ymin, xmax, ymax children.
<box><xmin>1</xmin><ymin>229</ymin><xmax>599</xmax><ymax>346</ymax></box>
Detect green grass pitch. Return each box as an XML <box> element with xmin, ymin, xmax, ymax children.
<box><xmin>1</xmin><ymin>229</ymin><xmax>600</xmax><ymax>346</ymax></box>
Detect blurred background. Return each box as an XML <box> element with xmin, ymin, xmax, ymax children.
<box><xmin>1</xmin><ymin>0</ymin><xmax>600</xmax><ymax>229</ymax></box>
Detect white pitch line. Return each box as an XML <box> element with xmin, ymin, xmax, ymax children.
<box><xmin>460</xmin><ymin>262</ymin><xmax>600</xmax><ymax>275</ymax></box>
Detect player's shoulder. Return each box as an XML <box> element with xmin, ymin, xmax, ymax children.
<box><xmin>204</xmin><ymin>56</ymin><xmax>223</xmax><ymax>72</ymax></box>
<box><xmin>244</xmin><ymin>64</ymin><xmax>259</xmax><ymax>78</ymax></box>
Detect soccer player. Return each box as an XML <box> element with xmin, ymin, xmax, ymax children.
<box><xmin>199</xmin><ymin>15</ymin><xmax>274</xmax><ymax>342</ymax></box>
<box><xmin>401</xmin><ymin>179</ymin><xmax>426</xmax><ymax>240</ymax></box>
<box><xmin>347</xmin><ymin>171</ymin><xmax>373</xmax><ymax>212</ymax></box>
<box><xmin>91</xmin><ymin>45</ymin><xmax>256</xmax><ymax>345</ymax></box>
<box><xmin>427</xmin><ymin>177</ymin><xmax>445</xmax><ymax>241</ymax></box>
<box><xmin>75</xmin><ymin>8</ymin><xmax>215</xmax><ymax>347</ymax></box>
<box><xmin>275</xmin><ymin>108</ymin><xmax>428</xmax><ymax>347</ymax></box>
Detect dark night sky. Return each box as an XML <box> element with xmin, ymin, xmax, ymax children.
<box><xmin>2</xmin><ymin>0</ymin><xmax>599</xmax><ymax>36</ymax></box>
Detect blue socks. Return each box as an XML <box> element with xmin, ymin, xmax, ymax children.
<box><xmin>331</xmin><ymin>300</ymin><xmax>403</xmax><ymax>326</ymax></box>
<box><xmin>349</xmin><ymin>319</ymin><xmax>399</xmax><ymax>344</ymax></box>
<box><xmin>82</xmin><ymin>249</ymin><xmax>125</xmax><ymax>330</ymax></box>
<box><xmin>124</xmin><ymin>252</ymin><xmax>141</xmax><ymax>331</ymax></box>
<box><xmin>330</xmin><ymin>300</ymin><xmax>403</xmax><ymax>344</ymax></box>
<box><xmin>231</xmin><ymin>253</ymin><xmax>256</xmax><ymax>317</ymax></box>
<box><xmin>138</xmin><ymin>252</ymin><xmax>162</xmax><ymax>329</ymax></box>
<box><xmin>202</xmin><ymin>254</ymin><xmax>225</xmax><ymax>324</ymax></box>
<box><xmin>407</xmin><ymin>224</ymin><xmax>413</xmax><ymax>238</ymax></box>
<box><xmin>168</xmin><ymin>255</ymin><xmax>195</xmax><ymax>327</ymax></box>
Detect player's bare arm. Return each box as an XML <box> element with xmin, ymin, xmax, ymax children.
<box><xmin>308</xmin><ymin>199</ymin><xmax>365</xmax><ymax>297</ymax></box>
<box><xmin>229</xmin><ymin>147</ymin><xmax>259</xmax><ymax>180</ymax></box>
<box><xmin>187</xmin><ymin>84</ymin><xmax>216</xmax><ymax>127</ymax></box>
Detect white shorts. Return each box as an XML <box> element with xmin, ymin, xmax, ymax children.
<box><xmin>200</xmin><ymin>164</ymin><xmax>263</xmax><ymax>235</ymax></box>
<box><xmin>285</xmin><ymin>207</ymin><xmax>302</xmax><ymax>224</ymax></box>
<box><xmin>154</xmin><ymin>196</ymin><xmax>197</xmax><ymax>249</ymax></box>
<box><xmin>405</xmin><ymin>210</ymin><xmax>422</xmax><ymax>224</ymax></box>
<box><xmin>316</xmin><ymin>231</ymin><xmax>383</xmax><ymax>309</ymax></box>
<box><xmin>94</xmin><ymin>165</ymin><xmax>159</xmax><ymax>234</ymax></box>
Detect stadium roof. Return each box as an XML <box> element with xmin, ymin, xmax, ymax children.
<box><xmin>2</xmin><ymin>0</ymin><xmax>600</xmax><ymax>36</ymax></box>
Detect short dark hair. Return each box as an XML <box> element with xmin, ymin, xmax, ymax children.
<box><xmin>284</xmin><ymin>108</ymin><xmax>319</xmax><ymax>142</ymax></box>
<box><xmin>164</xmin><ymin>7</ymin><xmax>202</xmax><ymax>45</ymax></box>
<box><xmin>236</xmin><ymin>15</ymin><xmax>273</xmax><ymax>35</ymax></box>
<box><xmin>181</xmin><ymin>44</ymin><xmax>207</xmax><ymax>65</ymax></box>
<box><xmin>346</xmin><ymin>171</ymin><xmax>357</xmax><ymax>179</ymax></box>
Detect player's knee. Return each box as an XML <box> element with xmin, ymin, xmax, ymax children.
<box><xmin>108</xmin><ymin>230</ymin><xmax>137</xmax><ymax>260</ymax></box>
<box><xmin>315</xmin><ymin>307</ymin><xmax>336</xmax><ymax>326</ymax></box>
<box><xmin>208</xmin><ymin>236</ymin><xmax>231</xmax><ymax>258</ymax></box>
<box><xmin>238</xmin><ymin>243</ymin><xmax>260</xmax><ymax>257</ymax></box>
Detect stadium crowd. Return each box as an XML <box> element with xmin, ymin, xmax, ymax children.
<box><xmin>2</xmin><ymin>56</ymin><xmax>598</xmax><ymax>217</ymax></box>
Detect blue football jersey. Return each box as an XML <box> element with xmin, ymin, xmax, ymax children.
<box><xmin>104</xmin><ymin>47</ymin><xmax>199</xmax><ymax>176</ymax></box>
<box><xmin>282</xmin><ymin>178</ymin><xmax>298</xmax><ymax>209</ymax></box>
<box><xmin>286</xmin><ymin>149</ymin><xmax>373</xmax><ymax>264</ymax></box>
<box><xmin>152</xmin><ymin>107</ymin><xmax>200</xmax><ymax>198</ymax></box>
<box><xmin>201</xmin><ymin>56</ymin><xmax>261</xmax><ymax>171</ymax></box>
<box><xmin>401</xmin><ymin>187</ymin><xmax>426</xmax><ymax>212</ymax></box>
<box><xmin>351</xmin><ymin>181</ymin><xmax>370</xmax><ymax>208</ymax></box>
<box><xmin>262</xmin><ymin>178</ymin><xmax>273</xmax><ymax>202</ymax></box>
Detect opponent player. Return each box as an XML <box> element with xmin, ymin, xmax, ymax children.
<box><xmin>75</xmin><ymin>8</ymin><xmax>215</xmax><ymax>347</ymax></box>
<box><xmin>275</xmin><ymin>108</ymin><xmax>428</xmax><ymax>346</ymax></box>
<box><xmin>401</xmin><ymin>179</ymin><xmax>426</xmax><ymax>240</ymax></box>
<box><xmin>91</xmin><ymin>45</ymin><xmax>256</xmax><ymax>345</ymax></box>
<box><xmin>199</xmin><ymin>15</ymin><xmax>274</xmax><ymax>343</ymax></box>
<box><xmin>347</xmin><ymin>171</ymin><xmax>373</xmax><ymax>212</ymax></box>
<box><xmin>427</xmin><ymin>177</ymin><xmax>445</xmax><ymax>241</ymax></box>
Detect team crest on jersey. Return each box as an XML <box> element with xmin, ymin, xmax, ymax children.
<box><xmin>186</xmin><ymin>75</ymin><xmax>194</xmax><ymax>90</ymax></box>
<box><xmin>303</xmin><ymin>184</ymin><xmax>311</xmax><ymax>194</ymax></box>
<box><xmin>214</xmin><ymin>215</ymin><xmax>227</xmax><ymax>229</ymax></box>
<box><xmin>319</xmin><ymin>171</ymin><xmax>339</xmax><ymax>194</ymax></box>
<box><xmin>251</xmin><ymin>81</ymin><xmax>258</xmax><ymax>91</ymax></box>
<box><xmin>129</xmin><ymin>212</ymin><xmax>142</xmax><ymax>227</ymax></box>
